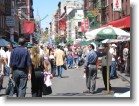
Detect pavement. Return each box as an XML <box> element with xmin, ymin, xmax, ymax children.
<box><xmin>0</xmin><ymin>66</ymin><xmax>130</xmax><ymax>98</ymax></box>
<box><xmin>116</xmin><ymin>71</ymin><xmax>130</xmax><ymax>83</ymax></box>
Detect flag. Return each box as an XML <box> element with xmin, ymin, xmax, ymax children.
<box><xmin>59</xmin><ymin>18</ymin><xmax>66</xmax><ymax>30</ymax></box>
<box><xmin>81</xmin><ymin>18</ymin><xmax>89</xmax><ymax>32</ymax></box>
<box><xmin>23</xmin><ymin>20</ymin><xmax>34</xmax><ymax>34</ymax></box>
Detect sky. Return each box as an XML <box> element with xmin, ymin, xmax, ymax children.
<box><xmin>33</xmin><ymin>0</ymin><xmax>60</xmax><ymax>30</ymax></box>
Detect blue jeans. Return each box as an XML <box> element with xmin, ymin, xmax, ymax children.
<box><xmin>57</xmin><ymin>66</ymin><xmax>63</xmax><ymax>77</ymax></box>
<box><xmin>110</xmin><ymin>61</ymin><xmax>117</xmax><ymax>78</ymax></box>
<box><xmin>67</xmin><ymin>56</ymin><xmax>73</xmax><ymax>68</ymax></box>
<box><xmin>74</xmin><ymin>57</ymin><xmax>79</xmax><ymax>65</ymax></box>
<box><xmin>4</xmin><ymin>65</ymin><xmax>10</xmax><ymax>76</ymax></box>
<box><xmin>12</xmin><ymin>69</ymin><xmax>28</xmax><ymax>97</ymax></box>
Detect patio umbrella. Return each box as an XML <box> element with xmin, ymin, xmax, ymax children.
<box><xmin>86</xmin><ymin>26</ymin><xmax>130</xmax><ymax>94</ymax></box>
<box><xmin>101</xmin><ymin>39</ymin><xmax>123</xmax><ymax>44</ymax></box>
<box><xmin>0</xmin><ymin>38</ymin><xmax>10</xmax><ymax>47</ymax></box>
<box><xmin>85</xmin><ymin>26</ymin><xmax>130</xmax><ymax>40</ymax></box>
<box><xmin>76</xmin><ymin>41</ymin><xmax>87</xmax><ymax>46</ymax></box>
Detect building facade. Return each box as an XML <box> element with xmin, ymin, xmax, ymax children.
<box><xmin>84</xmin><ymin>0</ymin><xmax>130</xmax><ymax>30</ymax></box>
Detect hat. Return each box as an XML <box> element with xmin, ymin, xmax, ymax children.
<box><xmin>111</xmin><ymin>44</ymin><xmax>117</xmax><ymax>47</ymax></box>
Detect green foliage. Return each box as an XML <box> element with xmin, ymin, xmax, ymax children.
<box><xmin>55</xmin><ymin>37</ymin><xmax>60</xmax><ymax>45</ymax></box>
<box><xmin>66</xmin><ymin>37</ymin><xmax>73</xmax><ymax>46</ymax></box>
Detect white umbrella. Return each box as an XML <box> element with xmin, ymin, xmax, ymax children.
<box><xmin>85</xmin><ymin>26</ymin><xmax>130</xmax><ymax>40</ymax></box>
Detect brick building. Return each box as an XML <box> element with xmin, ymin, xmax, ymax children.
<box><xmin>84</xmin><ymin>0</ymin><xmax>130</xmax><ymax>30</ymax></box>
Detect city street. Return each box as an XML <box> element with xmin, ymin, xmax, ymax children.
<box><xmin>0</xmin><ymin>66</ymin><xmax>130</xmax><ymax>98</ymax></box>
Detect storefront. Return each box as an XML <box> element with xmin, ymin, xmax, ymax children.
<box><xmin>101</xmin><ymin>16</ymin><xmax>130</xmax><ymax>31</ymax></box>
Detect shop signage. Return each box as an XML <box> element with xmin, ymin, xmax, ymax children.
<box><xmin>113</xmin><ymin>0</ymin><xmax>122</xmax><ymax>11</ymax></box>
<box><xmin>6</xmin><ymin>16</ymin><xmax>15</xmax><ymax>27</ymax></box>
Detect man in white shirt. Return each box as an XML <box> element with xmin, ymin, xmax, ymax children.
<box><xmin>109</xmin><ymin>44</ymin><xmax>118</xmax><ymax>79</ymax></box>
<box><xmin>100</xmin><ymin>45</ymin><xmax>112</xmax><ymax>90</ymax></box>
<box><xmin>5</xmin><ymin>43</ymin><xmax>13</xmax><ymax>76</ymax></box>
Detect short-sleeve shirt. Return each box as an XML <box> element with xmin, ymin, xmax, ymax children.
<box><xmin>10</xmin><ymin>46</ymin><xmax>31</xmax><ymax>69</ymax></box>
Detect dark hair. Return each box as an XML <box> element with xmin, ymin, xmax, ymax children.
<box><xmin>88</xmin><ymin>44</ymin><xmax>94</xmax><ymax>49</ymax></box>
<box><xmin>18</xmin><ymin>37</ymin><xmax>26</xmax><ymax>46</ymax></box>
<box><xmin>7</xmin><ymin>43</ymin><xmax>13</xmax><ymax>48</ymax></box>
<box><xmin>57</xmin><ymin>45</ymin><xmax>60</xmax><ymax>49</ymax></box>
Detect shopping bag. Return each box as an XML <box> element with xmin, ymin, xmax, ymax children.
<box><xmin>42</xmin><ymin>84</ymin><xmax>52</xmax><ymax>95</ymax></box>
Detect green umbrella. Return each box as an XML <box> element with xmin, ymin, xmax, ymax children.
<box><xmin>85</xmin><ymin>26</ymin><xmax>130</xmax><ymax>40</ymax></box>
<box><xmin>76</xmin><ymin>41</ymin><xmax>87</xmax><ymax>46</ymax></box>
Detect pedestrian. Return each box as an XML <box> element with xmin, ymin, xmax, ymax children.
<box><xmin>73</xmin><ymin>48</ymin><xmax>79</xmax><ymax>68</ymax></box>
<box><xmin>10</xmin><ymin>37</ymin><xmax>32</xmax><ymax>97</ymax></box>
<box><xmin>4</xmin><ymin>43</ymin><xmax>13</xmax><ymax>76</ymax></box>
<box><xmin>83</xmin><ymin>44</ymin><xmax>98</xmax><ymax>94</ymax></box>
<box><xmin>54</xmin><ymin>45</ymin><xmax>65</xmax><ymax>78</ymax></box>
<box><xmin>67</xmin><ymin>49</ymin><xmax>73</xmax><ymax>69</ymax></box>
<box><xmin>49</xmin><ymin>47</ymin><xmax>56</xmax><ymax>76</ymax></box>
<box><xmin>30</xmin><ymin>46</ymin><xmax>44</xmax><ymax>97</ymax></box>
<box><xmin>0</xmin><ymin>47</ymin><xmax>5</xmax><ymax>89</ymax></box>
<box><xmin>110</xmin><ymin>44</ymin><xmax>118</xmax><ymax>79</ymax></box>
<box><xmin>100</xmin><ymin>45</ymin><xmax>112</xmax><ymax>90</ymax></box>
<box><xmin>123</xmin><ymin>43</ymin><xmax>129</xmax><ymax>76</ymax></box>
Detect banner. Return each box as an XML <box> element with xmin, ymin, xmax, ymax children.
<box><xmin>81</xmin><ymin>18</ymin><xmax>89</xmax><ymax>32</ymax></box>
<box><xmin>59</xmin><ymin>18</ymin><xmax>66</xmax><ymax>30</ymax></box>
<box><xmin>23</xmin><ymin>20</ymin><xmax>34</xmax><ymax>34</ymax></box>
<box><xmin>113</xmin><ymin>0</ymin><xmax>122</xmax><ymax>11</ymax></box>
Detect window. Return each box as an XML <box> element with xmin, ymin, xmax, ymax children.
<box><xmin>78</xmin><ymin>22</ymin><xmax>81</xmax><ymax>27</ymax></box>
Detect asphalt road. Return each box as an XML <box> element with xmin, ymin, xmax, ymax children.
<box><xmin>0</xmin><ymin>66</ymin><xmax>130</xmax><ymax>98</ymax></box>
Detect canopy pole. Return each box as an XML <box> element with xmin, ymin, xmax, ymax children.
<box><xmin>107</xmin><ymin>45</ymin><xmax>110</xmax><ymax>94</ymax></box>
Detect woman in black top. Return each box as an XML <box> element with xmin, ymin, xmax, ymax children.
<box><xmin>30</xmin><ymin>46</ymin><xmax>44</xmax><ymax>97</ymax></box>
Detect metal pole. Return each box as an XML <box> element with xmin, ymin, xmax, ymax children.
<box><xmin>106</xmin><ymin>45</ymin><xmax>110</xmax><ymax>94</ymax></box>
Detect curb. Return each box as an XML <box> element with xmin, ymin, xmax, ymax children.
<box><xmin>117</xmin><ymin>71</ymin><xmax>130</xmax><ymax>83</ymax></box>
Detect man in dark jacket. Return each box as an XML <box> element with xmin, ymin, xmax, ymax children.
<box><xmin>10</xmin><ymin>37</ymin><xmax>32</xmax><ymax>97</ymax></box>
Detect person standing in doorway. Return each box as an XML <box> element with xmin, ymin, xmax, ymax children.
<box><xmin>83</xmin><ymin>44</ymin><xmax>98</xmax><ymax>94</ymax></box>
<box><xmin>10</xmin><ymin>37</ymin><xmax>32</xmax><ymax>97</ymax></box>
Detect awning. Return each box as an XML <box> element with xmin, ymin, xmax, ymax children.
<box><xmin>101</xmin><ymin>16</ymin><xmax>130</xmax><ymax>29</ymax></box>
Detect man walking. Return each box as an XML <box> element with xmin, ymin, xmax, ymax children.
<box><xmin>10</xmin><ymin>37</ymin><xmax>32</xmax><ymax>97</ymax></box>
<box><xmin>83</xmin><ymin>44</ymin><xmax>98</xmax><ymax>94</ymax></box>
<box><xmin>4</xmin><ymin>43</ymin><xmax>13</xmax><ymax>76</ymax></box>
<box><xmin>54</xmin><ymin>45</ymin><xmax>65</xmax><ymax>78</ymax></box>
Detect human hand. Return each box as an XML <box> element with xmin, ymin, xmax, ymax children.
<box><xmin>28</xmin><ymin>73</ymin><xmax>31</xmax><ymax>80</ymax></box>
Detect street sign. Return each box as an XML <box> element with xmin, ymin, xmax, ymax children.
<box><xmin>6</xmin><ymin>16</ymin><xmax>15</xmax><ymax>27</ymax></box>
<box><xmin>113</xmin><ymin>0</ymin><xmax>122</xmax><ymax>11</ymax></box>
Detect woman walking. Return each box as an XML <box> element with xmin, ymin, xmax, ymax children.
<box><xmin>30</xmin><ymin>46</ymin><xmax>44</xmax><ymax>97</ymax></box>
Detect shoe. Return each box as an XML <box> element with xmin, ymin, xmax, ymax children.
<box><xmin>83</xmin><ymin>90</ymin><xmax>90</xmax><ymax>93</ymax></box>
<box><xmin>90</xmin><ymin>91</ymin><xmax>96</xmax><ymax>94</ymax></box>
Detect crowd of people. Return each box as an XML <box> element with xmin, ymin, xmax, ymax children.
<box><xmin>0</xmin><ymin>37</ymin><xmax>130</xmax><ymax>97</ymax></box>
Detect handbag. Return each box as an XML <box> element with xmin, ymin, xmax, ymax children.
<box><xmin>5</xmin><ymin>79</ymin><xmax>15</xmax><ymax>95</ymax></box>
<box><xmin>62</xmin><ymin>64</ymin><xmax>67</xmax><ymax>70</ymax></box>
<box><xmin>42</xmin><ymin>84</ymin><xmax>52</xmax><ymax>95</ymax></box>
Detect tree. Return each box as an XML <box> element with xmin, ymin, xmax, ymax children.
<box><xmin>55</xmin><ymin>37</ymin><xmax>60</xmax><ymax>45</ymax></box>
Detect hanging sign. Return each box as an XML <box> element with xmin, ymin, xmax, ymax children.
<box><xmin>113</xmin><ymin>0</ymin><xmax>122</xmax><ymax>11</ymax></box>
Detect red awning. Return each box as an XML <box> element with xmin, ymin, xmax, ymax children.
<box><xmin>101</xmin><ymin>16</ymin><xmax>130</xmax><ymax>28</ymax></box>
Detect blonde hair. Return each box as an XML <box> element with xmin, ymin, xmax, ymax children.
<box><xmin>43</xmin><ymin>47</ymin><xmax>49</xmax><ymax>55</ymax></box>
<box><xmin>30</xmin><ymin>46</ymin><xmax>41</xmax><ymax>69</ymax></box>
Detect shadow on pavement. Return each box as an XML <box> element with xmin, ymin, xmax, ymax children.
<box><xmin>96</xmin><ymin>87</ymin><xmax>130</xmax><ymax>94</ymax></box>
